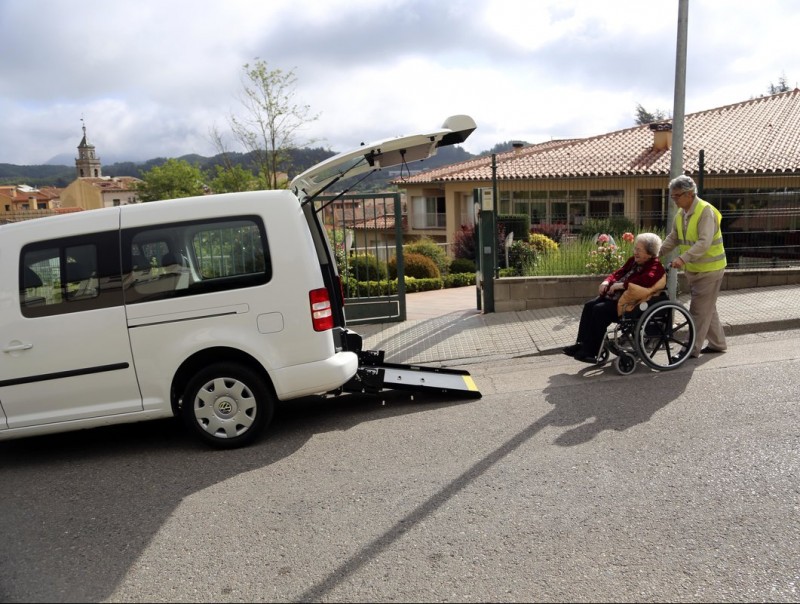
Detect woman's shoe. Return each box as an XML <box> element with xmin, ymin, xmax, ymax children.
<box><xmin>562</xmin><ymin>343</ymin><xmax>582</xmax><ymax>357</ymax></box>
<box><xmin>575</xmin><ymin>353</ymin><xmax>599</xmax><ymax>364</ymax></box>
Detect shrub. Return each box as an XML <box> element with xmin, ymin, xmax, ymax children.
<box><xmin>352</xmin><ymin>280</ymin><xmax>397</xmax><ymax>297</ymax></box>
<box><xmin>404</xmin><ymin>277</ymin><xmax>443</xmax><ymax>292</ymax></box>
<box><xmin>453</xmin><ymin>223</ymin><xmax>477</xmax><ymax>260</ymax></box>
<box><xmin>405</xmin><ymin>252</ymin><xmax>441</xmax><ymax>278</ymax></box>
<box><xmin>450</xmin><ymin>257</ymin><xmax>475</xmax><ymax>273</ymax></box>
<box><xmin>585</xmin><ymin>235</ymin><xmax>627</xmax><ymax>275</ymax></box>
<box><xmin>346</xmin><ymin>254</ymin><xmax>388</xmax><ymax>281</ymax></box>
<box><xmin>528</xmin><ymin>233</ymin><xmax>559</xmax><ymax>255</ymax></box>
<box><xmin>326</xmin><ymin>226</ymin><xmax>351</xmax><ymax>275</ymax></box>
<box><xmin>531</xmin><ymin>222</ymin><xmax>569</xmax><ymax>244</ymax></box>
<box><xmin>508</xmin><ymin>239</ymin><xmax>537</xmax><ymax>274</ymax></box>
<box><xmin>443</xmin><ymin>273</ymin><xmax>475</xmax><ymax>288</ymax></box>
<box><xmin>405</xmin><ymin>237</ymin><xmax>449</xmax><ymax>276</ymax></box>
<box><xmin>389</xmin><ymin>252</ymin><xmax>440</xmax><ymax>279</ymax></box>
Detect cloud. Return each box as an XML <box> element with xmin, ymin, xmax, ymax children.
<box><xmin>1</xmin><ymin>0</ymin><xmax>799</xmax><ymax>165</ymax></box>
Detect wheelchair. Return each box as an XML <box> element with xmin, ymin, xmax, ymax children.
<box><xmin>594</xmin><ymin>291</ymin><xmax>696</xmax><ymax>376</ymax></box>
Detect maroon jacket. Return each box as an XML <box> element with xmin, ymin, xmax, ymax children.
<box><xmin>606</xmin><ymin>256</ymin><xmax>665</xmax><ymax>290</ymax></box>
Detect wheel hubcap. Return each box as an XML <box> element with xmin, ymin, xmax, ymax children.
<box><xmin>193</xmin><ymin>377</ymin><xmax>257</xmax><ymax>439</ymax></box>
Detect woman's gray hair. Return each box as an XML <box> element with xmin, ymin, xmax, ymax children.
<box><xmin>668</xmin><ymin>174</ymin><xmax>697</xmax><ymax>194</ymax></box>
<box><xmin>635</xmin><ymin>232</ymin><xmax>663</xmax><ymax>257</ymax></box>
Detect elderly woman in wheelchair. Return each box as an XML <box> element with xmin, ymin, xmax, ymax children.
<box><xmin>563</xmin><ymin>233</ymin><xmax>696</xmax><ymax>374</ymax></box>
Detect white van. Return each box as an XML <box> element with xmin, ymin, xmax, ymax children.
<box><xmin>0</xmin><ymin>115</ymin><xmax>477</xmax><ymax>448</ymax></box>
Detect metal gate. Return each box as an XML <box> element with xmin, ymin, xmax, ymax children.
<box><xmin>315</xmin><ymin>193</ymin><xmax>406</xmax><ymax>325</ymax></box>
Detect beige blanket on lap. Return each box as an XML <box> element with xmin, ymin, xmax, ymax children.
<box><xmin>616</xmin><ymin>274</ymin><xmax>667</xmax><ymax>316</ymax></box>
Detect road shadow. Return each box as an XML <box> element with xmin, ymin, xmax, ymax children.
<box><xmin>0</xmin><ymin>390</ymin><xmax>474</xmax><ymax>603</ymax></box>
<box><xmin>542</xmin><ymin>362</ymin><xmax>694</xmax><ymax>446</ymax></box>
<box><xmin>295</xmin><ymin>362</ymin><xmax>694</xmax><ymax>602</ymax></box>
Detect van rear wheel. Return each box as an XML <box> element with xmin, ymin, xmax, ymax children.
<box><xmin>181</xmin><ymin>363</ymin><xmax>274</xmax><ymax>448</ymax></box>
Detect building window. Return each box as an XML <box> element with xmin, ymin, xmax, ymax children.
<box><xmin>411</xmin><ymin>196</ymin><xmax>446</xmax><ymax>229</ymax></box>
<box><xmin>500</xmin><ymin>189</ymin><xmax>623</xmax><ymax>227</ymax></box>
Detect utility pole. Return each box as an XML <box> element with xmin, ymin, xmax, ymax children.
<box><xmin>667</xmin><ymin>0</ymin><xmax>689</xmax><ymax>299</ymax></box>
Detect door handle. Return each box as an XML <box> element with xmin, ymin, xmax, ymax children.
<box><xmin>3</xmin><ymin>342</ymin><xmax>33</xmax><ymax>352</ymax></box>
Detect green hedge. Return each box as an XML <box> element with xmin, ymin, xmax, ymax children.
<box><xmin>443</xmin><ymin>273</ymin><xmax>476</xmax><ymax>287</ymax></box>
<box><xmin>343</xmin><ymin>273</ymin><xmax>475</xmax><ymax>297</ymax></box>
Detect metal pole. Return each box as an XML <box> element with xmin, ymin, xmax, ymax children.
<box><xmin>492</xmin><ymin>154</ymin><xmax>499</xmax><ymax>280</ymax></box>
<box><xmin>667</xmin><ymin>0</ymin><xmax>689</xmax><ymax>299</ymax></box>
<box><xmin>698</xmin><ymin>149</ymin><xmax>705</xmax><ymax>196</ymax></box>
<box><xmin>474</xmin><ymin>189</ymin><xmax>482</xmax><ymax>311</ymax></box>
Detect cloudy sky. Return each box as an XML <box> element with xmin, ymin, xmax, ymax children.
<box><xmin>2</xmin><ymin>0</ymin><xmax>797</xmax><ymax>165</ymax></box>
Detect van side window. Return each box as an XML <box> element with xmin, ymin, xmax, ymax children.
<box><xmin>20</xmin><ymin>231</ymin><xmax>123</xmax><ymax>318</ymax></box>
<box><xmin>122</xmin><ymin>216</ymin><xmax>270</xmax><ymax>304</ymax></box>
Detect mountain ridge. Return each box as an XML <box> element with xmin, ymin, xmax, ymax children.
<box><xmin>0</xmin><ymin>141</ymin><xmax>524</xmax><ymax>190</ymax></box>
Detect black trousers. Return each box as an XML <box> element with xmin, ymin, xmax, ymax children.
<box><xmin>576</xmin><ymin>296</ymin><xmax>619</xmax><ymax>356</ymax></box>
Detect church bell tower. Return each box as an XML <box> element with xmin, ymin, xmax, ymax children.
<box><xmin>76</xmin><ymin>120</ymin><xmax>102</xmax><ymax>178</ymax></box>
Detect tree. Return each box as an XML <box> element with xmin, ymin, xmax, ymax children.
<box><xmin>224</xmin><ymin>59</ymin><xmax>319</xmax><ymax>190</ymax></box>
<box><xmin>634</xmin><ymin>103</ymin><xmax>669</xmax><ymax>125</ymax></box>
<box><xmin>207</xmin><ymin>164</ymin><xmax>258</xmax><ymax>194</ymax></box>
<box><xmin>768</xmin><ymin>73</ymin><xmax>791</xmax><ymax>94</ymax></box>
<box><xmin>135</xmin><ymin>158</ymin><xmax>206</xmax><ymax>202</ymax></box>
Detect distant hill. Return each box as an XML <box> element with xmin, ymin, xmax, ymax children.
<box><xmin>0</xmin><ymin>141</ymin><xmax>524</xmax><ymax>191</ymax></box>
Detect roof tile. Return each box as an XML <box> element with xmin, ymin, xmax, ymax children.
<box><xmin>399</xmin><ymin>89</ymin><xmax>800</xmax><ymax>184</ymax></box>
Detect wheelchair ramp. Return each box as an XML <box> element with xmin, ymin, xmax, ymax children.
<box><xmin>343</xmin><ymin>349</ymin><xmax>482</xmax><ymax>399</ymax></box>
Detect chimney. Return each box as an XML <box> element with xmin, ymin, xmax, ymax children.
<box><xmin>649</xmin><ymin>122</ymin><xmax>672</xmax><ymax>151</ymax></box>
<box><xmin>511</xmin><ymin>140</ymin><xmax>524</xmax><ymax>155</ymax></box>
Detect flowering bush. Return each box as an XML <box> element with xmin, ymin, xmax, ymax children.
<box><xmin>621</xmin><ymin>231</ymin><xmax>635</xmax><ymax>243</ymax></box>
<box><xmin>528</xmin><ymin>233</ymin><xmax>559</xmax><ymax>255</ymax></box>
<box><xmin>585</xmin><ymin>233</ymin><xmax>626</xmax><ymax>275</ymax></box>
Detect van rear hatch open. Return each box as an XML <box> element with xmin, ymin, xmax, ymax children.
<box><xmin>291</xmin><ymin>115</ymin><xmax>482</xmax><ymax>400</ymax></box>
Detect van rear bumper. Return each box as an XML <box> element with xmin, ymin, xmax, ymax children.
<box><xmin>271</xmin><ymin>351</ymin><xmax>359</xmax><ymax>399</ymax></box>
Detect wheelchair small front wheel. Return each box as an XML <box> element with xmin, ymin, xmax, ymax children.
<box><xmin>614</xmin><ymin>353</ymin><xmax>637</xmax><ymax>375</ymax></box>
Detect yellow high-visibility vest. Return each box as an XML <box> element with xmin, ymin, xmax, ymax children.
<box><xmin>676</xmin><ymin>197</ymin><xmax>727</xmax><ymax>272</ymax></box>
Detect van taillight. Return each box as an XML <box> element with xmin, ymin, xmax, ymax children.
<box><xmin>309</xmin><ymin>288</ymin><xmax>334</xmax><ymax>332</ymax></box>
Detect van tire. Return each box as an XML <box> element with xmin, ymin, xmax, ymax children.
<box><xmin>181</xmin><ymin>363</ymin><xmax>274</xmax><ymax>448</ymax></box>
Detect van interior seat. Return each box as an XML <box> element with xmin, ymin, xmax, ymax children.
<box><xmin>65</xmin><ymin>262</ymin><xmax>98</xmax><ymax>300</ymax></box>
<box><xmin>160</xmin><ymin>252</ymin><xmax>190</xmax><ymax>289</ymax></box>
<box><xmin>161</xmin><ymin>252</ymin><xmax>182</xmax><ymax>269</ymax></box>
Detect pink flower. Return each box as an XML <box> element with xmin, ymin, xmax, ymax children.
<box><xmin>622</xmin><ymin>232</ymin><xmax>635</xmax><ymax>243</ymax></box>
<box><xmin>597</xmin><ymin>234</ymin><xmax>610</xmax><ymax>244</ymax></box>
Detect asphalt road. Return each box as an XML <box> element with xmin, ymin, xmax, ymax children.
<box><xmin>0</xmin><ymin>329</ymin><xmax>798</xmax><ymax>603</ymax></box>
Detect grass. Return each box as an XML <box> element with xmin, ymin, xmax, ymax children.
<box><xmin>520</xmin><ymin>233</ymin><xmax>666</xmax><ymax>276</ymax></box>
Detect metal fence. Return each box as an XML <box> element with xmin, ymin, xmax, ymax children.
<box><xmin>316</xmin><ymin>193</ymin><xmax>407</xmax><ymax>324</ymax></box>
<box><xmin>494</xmin><ymin>166</ymin><xmax>800</xmax><ymax>274</ymax></box>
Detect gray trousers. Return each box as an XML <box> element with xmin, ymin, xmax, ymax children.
<box><xmin>685</xmin><ymin>268</ymin><xmax>726</xmax><ymax>356</ymax></box>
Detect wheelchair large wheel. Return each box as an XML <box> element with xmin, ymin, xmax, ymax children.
<box><xmin>634</xmin><ymin>300</ymin><xmax>695</xmax><ymax>371</ymax></box>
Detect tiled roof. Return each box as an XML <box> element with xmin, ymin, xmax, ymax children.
<box><xmin>82</xmin><ymin>176</ymin><xmax>141</xmax><ymax>191</ymax></box>
<box><xmin>350</xmin><ymin>213</ymin><xmax>406</xmax><ymax>231</ymax></box>
<box><xmin>398</xmin><ymin>89</ymin><xmax>800</xmax><ymax>184</ymax></box>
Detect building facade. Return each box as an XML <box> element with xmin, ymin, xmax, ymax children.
<box><xmin>397</xmin><ymin>90</ymin><xmax>800</xmax><ymax>266</ymax></box>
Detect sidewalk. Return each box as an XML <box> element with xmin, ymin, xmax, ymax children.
<box><xmin>354</xmin><ymin>284</ymin><xmax>800</xmax><ymax>366</ymax></box>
